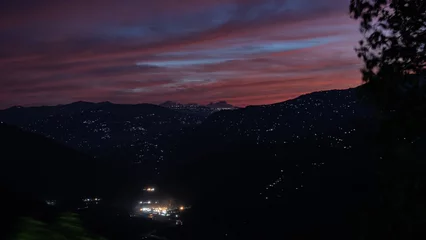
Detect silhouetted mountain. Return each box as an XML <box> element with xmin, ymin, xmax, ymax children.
<box><xmin>158</xmin><ymin>87</ymin><xmax>386</xmax><ymax>239</ymax></box>
<box><xmin>160</xmin><ymin>100</ymin><xmax>236</xmax><ymax>109</ymax></box>
<box><xmin>206</xmin><ymin>100</ymin><xmax>236</xmax><ymax>109</ymax></box>
<box><xmin>155</xmin><ymin>86</ymin><xmax>424</xmax><ymax>239</ymax></box>
<box><xmin>0</xmin><ymin>89</ymin><xmax>376</xmax><ymax>185</ymax></box>
<box><xmin>1</xmin><ymin>122</ymin><xmax>145</xmax><ymax>208</ymax></box>
<box><xmin>0</xmin><ymin>123</ymin><xmax>101</xmax><ymax>201</ymax></box>
<box><xmin>0</xmin><ymin>102</ymin><xmax>203</xmax><ymax>180</ymax></box>
<box><xmin>159</xmin><ymin>100</ymin><xmax>237</xmax><ymax>116</ymax></box>
<box><xmin>166</xmin><ymin>88</ymin><xmax>377</xmax><ymax>163</ymax></box>
<box><xmin>2</xmin><ymin>87</ymin><xmax>426</xmax><ymax>239</ymax></box>
<box><xmin>159</xmin><ymin>101</ymin><xmax>181</xmax><ymax>108</ymax></box>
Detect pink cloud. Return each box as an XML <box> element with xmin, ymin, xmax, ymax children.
<box><xmin>0</xmin><ymin>0</ymin><xmax>363</xmax><ymax>108</ymax></box>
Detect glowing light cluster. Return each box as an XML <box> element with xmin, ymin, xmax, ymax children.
<box><xmin>144</xmin><ymin>187</ymin><xmax>155</xmax><ymax>192</ymax></box>
<box><xmin>83</xmin><ymin>197</ymin><xmax>101</xmax><ymax>202</ymax></box>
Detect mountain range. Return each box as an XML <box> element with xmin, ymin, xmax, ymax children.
<box><xmin>0</xmin><ymin>88</ymin><xmax>377</xmax><ymax>181</ymax></box>
<box><xmin>0</xmin><ymin>102</ymin><xmax>205</xmax><ymax>181</ymax></box>
<box><xmin>160</xmin><ymin>100</ymin><xmax>236</xmax><ymax>109</ymax></box>
<box><xmin>159</xmin><ymin>100</ymin><xmax>237</xmax><ymax>116</ymax></box>
<box><xmin>3</xmin><ymin>87</ymin><xmax>424</xmax><ymax>239</ymax></box>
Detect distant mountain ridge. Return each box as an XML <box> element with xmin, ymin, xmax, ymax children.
<box><xmin>0</xmin><ymin>101</ymin><xmax>203</xmax><ymax>180</ymax></box>
<box><xmin>159</xmin><ymin>100</ymin><xmax>237</xmax><ymax>116</ymax></box>
<box><xmin>3</xmin><ymin>100</ymin><xmax>236</xmax><ymax>111</ymax></box>
<box><xmin>0</xmin><ymin>87</ymin><xmax>372</xmax><ymax>185</ymax></box>
<box><xmin>159</xmin><ymin>100</ymin><xmax>236</xmax><ymax>109</ymax></box>
<box><xmin>3</xmin><ymin>87</ymin><xmax>426</xmax><ymax>239</ymax></box>
<box><xmin>206</xmin><ymin>101</ymin><xmax>236</xmax><ymax>109</ymax></box>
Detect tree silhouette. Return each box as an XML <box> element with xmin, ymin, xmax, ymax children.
<box><xmin>350</xmin><ymin>2</ymin><xmax>426</xmax><ymax>239</ymax></box>
<box><xmin>350</xmin><ymin>0</ymin><xmax>426</xmax><ymax>90</ymax></box>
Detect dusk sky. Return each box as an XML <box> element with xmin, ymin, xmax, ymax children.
<box><xmin>0</xmin><ymin>0</ymin><xmax>362</xmax><ymax>108</ymax></box>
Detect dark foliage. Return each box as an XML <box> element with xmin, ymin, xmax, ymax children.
<box><xmin>350</xmin><ymin>0</ymin><xmax>426</xmax><ymax>83</ymax></box>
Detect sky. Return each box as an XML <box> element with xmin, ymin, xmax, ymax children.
<box><xmin>0</xmin><ymin>0</ymin><xmax>363</xmax><ymax>108</ymax></box>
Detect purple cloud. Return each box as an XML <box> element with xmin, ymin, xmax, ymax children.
<box><xmin>0</xmin><ymin>0</ymin><xmax>362</xmax><ymax>108</ymax></box>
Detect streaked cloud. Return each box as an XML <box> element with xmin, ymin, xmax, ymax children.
<box><xmin>0</xmin><ymin>0</ymin><xmax>362</xmax><ymax>108</ymax></box>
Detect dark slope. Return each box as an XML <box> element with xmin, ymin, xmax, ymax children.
<box><xmin>0</xmin><ymin>185</ymin><xmax>57</xmax><ymax>240</ymax></box>
<box><xmin>159</xmin><ymin>88</ymin><xmax>382</xmax><ymax>239</ymax></box>
<box><xmin>0</xmin><ymin>122</ymin><xmax>128</xmax><ymax>203</ymax></box>
<box><xmin>0</xmin><ymin>102</ymin><xmax>203</xmax><ymax>179</ymax></box>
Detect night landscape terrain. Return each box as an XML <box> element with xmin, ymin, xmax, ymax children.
<box><xmin>1</xmin><ymin>0</ymin><xmax>426</xmax><ymax>239</ymax></box>
<box><xmin>2</xmin><ymin>85</ymin><xmax>426</xmax><ymax>239</ymax></box>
